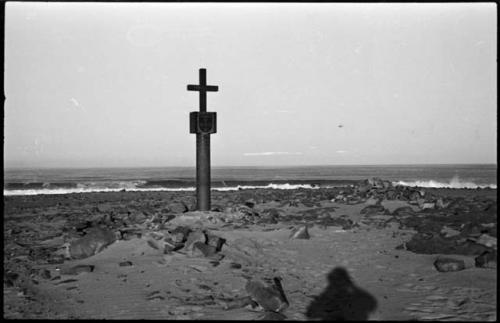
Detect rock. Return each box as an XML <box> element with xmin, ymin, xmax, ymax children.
<box><xmin>409</xmin><ymin>191</ymin><xmax>422</xmax><ymax>202</ymax></box>
<box><xmin>170</xmin><ymin>226</ymin><xmax>192</xmax><ymax>243</ymax></box>
<box><xmin>221</xmin><ymin>296</ymin><xmax>257</xmax><ymax>310</ymax></box>
<box><xmin>360</xmin><ymin>205</ymin><xmax>386</xmax><ymax>215</ymax></box>
<box><xmin>440</xmin><ymin>226</ymin><xmax>461</xmax><ymax>238</ymax></box>
<box><xmin>473</xmin><ymin>234</ymin><xmax>497</xmax><ymax>249</ymax></box>
<box><xmin>385</xmin><ymin>190</ymin><xmax>397</xmax><ymax>200</ymax></box>
<box><xmin>128</xmin><ymin>212</ymin><xmax>147</xmax><ymax>224</ymax></box>
<box><xmin>433</xmin><ymin>257</ymin><xmax>465</xmax><ymax>272</ymax></box>
<box><xmin>67</xmin><ymin>227</ymin><xmax>116</xmax><ymax>259</ymax></box>
<box><xmin>167</xmin><ymin>201</ymin><xmax>188</xmax><ymax>214</ymax></box>
<box><xmin>436</xmin><ymin>198</ymin><xmax>450</xmax><ymax>209</ymax></box>
<box><xmin>225</xmin><ymin>237</ymin><xmax>265</xmax><ymax>263</ymax></box>
<box><xmin>367</xmin><ymin>177</ymin><xmax>385</xmax><ymax>188</ymax></box>
<box><xmin>204</xmin><ymin>232</ymin><xmax>226</xmax><ymax>252</ymax></box>
<box><xmin>210</xmin><ymin>205</ymin><xmax>223</xmax><ymax>212</ymax></box>
<box><xmin>365</xmin><ymin>197</ymin><xmax>381</xmax><ymax>206</ymax></box>
<box><xmin>244</xmin><ymin>199</ymin><xmax>257</xmax><ymax>208</ymax></box>
<box><xmin>55</xmin><ymin>278</ymin><xmax>78</xmax><ymax>285</ymax></box>
<box><xmin>260</xmin><ymin>311</ymin><xmax>287</xmax><ymax>320</ymax></box>
<box><xmin>475</xmin><ymin>250</ymin><xmax>497</xmax><ymax>269</ymax></box>
<box><xmin>4</xmin><ymin>272</ymin><xmax>20</xmax><ymax>287</ymax></box>
<box><xmin>289</xmin><ymin>226</ymin><xmax>310</xmax><ymax>239</ymax></box>
<box><xmin>73</xmin><ymin>220</ymin><xmax>93</xmax><ymax>233</ymax></box>
<box><xmin>119</xmin><ymin>228</ymin><xmax>143</xmax><ymax>240</ymax></box>
<box><xmin>163</xmin><ymin>240</ymin><xmax>181</xmax><ymax>254</ymax></box>
<box><xmin>59</xmin><ymin>264</ymin><xmax>95</xmax><ymax>275</ymax></box>
<box><xmin>230</xmin><ymin>262</ymin><xmax>242</xmax><ymax>269</ymax></box>
<box><xmin>39</xmin><ymin>269</ymin><xmax>51</xmax><ymax>280</ymax></box>
<box><xmin>192</xmin><ymin>242</ymin><xmax>218</xmax><ymax>257</ymax></box>
<box><xmin>356</xmin><ymin>181</ymin><xmax>372</xmax><ymax>195</ymax></box>
<box><xmin>391</xmin><ymin>206</ymin><xmax>415</xmax><ymax>216</ymax></box>
<box><xmin>119</xmin><ymin>261</ymin><xmax>133</xmax><ymax>267</ymax></box>
<box><xmin>245</xmin><ymin>278</ymin><xmax>289</xmax><ymax>312</ymax></box>
<box><xmin>146</xmin><ymin>239</ymin><xmax>163</xmax><ymax>250</ymax></box>
<box><xmin>420</xmin><ymin>202</ymin><xmax>435</xmax><ymax>210</ymax></box>
<box><xmin>183</xmin><ymin>229</ymin><xmax>206</xmax><ymax>251</ymax></box>
<box><xmin>323</xmin><ymin>217</ymin><xmax>356</xmax><ymax>230</ymax></box>
<box><xmin>260</xmin><ymin>209</ymin><xmax>281</xmax><ymax>224</ymax></box>
<box><xmin>404</xmin><ymin>232</ymin><xmax>490</xmax><ymax>256</ymax></box>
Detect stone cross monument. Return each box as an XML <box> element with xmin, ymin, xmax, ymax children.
<box><xmin>187</xmin><ymin>68</ymin><xmax>218</xmax><ymax>211</ymax></box>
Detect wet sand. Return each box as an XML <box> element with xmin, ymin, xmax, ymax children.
<box><xmin>3</xmin><ymin>184</ymin><xmax>497</xmax><ymax>320</ymax></box>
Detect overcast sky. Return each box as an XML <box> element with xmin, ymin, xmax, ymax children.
<box><xmin>4</xmin><ymin>2</ymin><xmax>497</xmax><ymax>168</ymax></box>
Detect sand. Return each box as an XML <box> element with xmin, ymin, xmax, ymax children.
<box><xmin>3</xmin><ymin>186</ymin><xmax>497</xmax><ymax>320</ymax></box>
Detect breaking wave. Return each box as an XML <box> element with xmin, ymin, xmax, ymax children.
<box><xmin>394</xmin><ymin>176</ymin><xmax>496</xmax><ymax>189</ymax></box>
<box><xmin>4</xmin><ymin>174</ymin><xmax>496</xmax><ymax>196</ymax></box>
<box><xmin>215</xmin><ymin>183</ymin><xmax>322</xmax><ymax>191</ymax></box>
<box><xmin>3</xmin><ymin>187</ymin><xmax>196</xmax><ymax>196</ymax></box>
<box><xmin>3</xmin><ymin>182</ymin><xmax>337</xmax><ymax>196</ymax></box>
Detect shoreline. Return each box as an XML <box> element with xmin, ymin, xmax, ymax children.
<box><xmin>3</xmin><ymin>185</ymin><xmax>497</xmax><ymax>202</ymax></box>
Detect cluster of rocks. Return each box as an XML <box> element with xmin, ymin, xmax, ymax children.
<box><xmin>333</xmin><ymin>177</ymin><xmax>449</xmax><ymax>209</ymax></box>
<box><xmin>326</xmin><ymin>178</ymin><xmax>497</xmax><ymax>271</ymax></box>
<box><xmin>4</xmin><ymin>200</ymin><xmax>301</xmax><ymax>319</ymax></box>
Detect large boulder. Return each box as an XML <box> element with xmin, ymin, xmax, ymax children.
<box><xmin>245</xmin><ymin>277</ymin><xmax>289</xmax><ymax>312</ymax></box>
<box><xmin>434</xmin><ymin>257</ymin><xmax>465</xmax><ymax>272</ymax></box>
<box><xmin>401</xmin><ymin>232</ymin><xmax>492</xmax><ymax>256</ymax></box>
<box><xmin>66</xmin><ymin>227</ymin><xmax>117</xmax><ymax>259</ymax></box>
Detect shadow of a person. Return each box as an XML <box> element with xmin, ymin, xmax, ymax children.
<box><xmin>306</xmin><ymin>267</ymin><xmax>377</xmax><ymax>321</ymax></box>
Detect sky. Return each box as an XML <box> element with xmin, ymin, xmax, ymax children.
<box><xmin>4</xmin><ymin>2</ymin><xmax>497</xmax><ymax>168</ymax></box>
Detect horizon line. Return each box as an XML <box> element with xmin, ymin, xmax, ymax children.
<box><xmin>4</xmin><ymin>162</ymin><xmax>497</xmax><ymax>171</ymax></box>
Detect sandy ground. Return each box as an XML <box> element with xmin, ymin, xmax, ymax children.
<box><xmin>3</xmin><ymin>187</ymin><xmax>497</xmax><ymax>320</ymax></box>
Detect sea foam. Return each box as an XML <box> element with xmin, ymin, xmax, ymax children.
<box><xmin>3</xmin><ymin>183</ymin><xmax>324</xmax><ymax>196</ymax></box>
<box><xmin>394</xmin><ymin>176</ymin><xmax>496</xmax><ymax>189</ymax></box>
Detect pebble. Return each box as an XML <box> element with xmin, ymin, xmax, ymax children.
<box><xmin>289</xmin><ymin>226</ymin><xmax>310</xmax><ymax>239</ymax></box>
<box><xmin>56</xmin><ymin>278</ymin><xmax>78</xmax><ymax>285</ymax></box>
<box><xmin>188</xmin><ymin>265</ymin><xmax>209</xmax><ymax>272</ymax></box>
<box><xmin>230</xmin><ymin>262</ymin><xmax>242</xmax><ymax>269</ymax></box>
<box><xmin>119</xmin><ymin>261</ymin><xmax>133</xmax><ymax>267</ymax></box>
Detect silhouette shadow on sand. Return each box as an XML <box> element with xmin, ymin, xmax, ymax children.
<box><xmin>306</xmin><ymin>267</ymin><xmax>377</xmax><ymax>320</ymax></box>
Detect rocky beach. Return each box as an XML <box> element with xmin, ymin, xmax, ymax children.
<box><xmin>3</xmin><ymin>178</ymin><xmax>497</xmax><ymax>320</ymax></box>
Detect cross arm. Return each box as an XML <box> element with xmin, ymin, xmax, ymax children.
<box><xmin>187</xmin><ymin>84</ymin><xmax>219</xmax><ymax>92</ymax></box>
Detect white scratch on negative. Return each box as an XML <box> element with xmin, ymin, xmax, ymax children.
<box><xmin>70</xmin><ymin>98</ymin><xmax>85</xmax><ymax>111</ymax></box>
<box><xmin>244</xmin><ymin>152</ymin><xmax>303</xmax><ymax>156</ymax></box>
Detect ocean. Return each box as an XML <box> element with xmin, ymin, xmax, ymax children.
<box><xmin>3</xmin><ymin>164</ymin><xmax>497</xmax><ymax>196</ymax></box>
